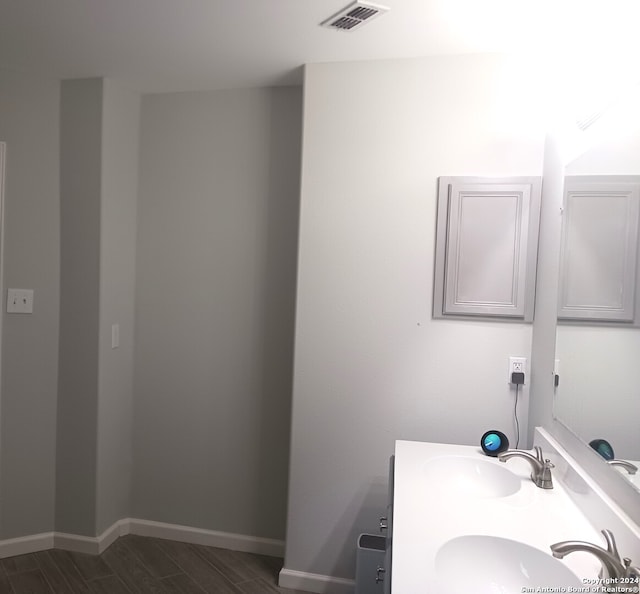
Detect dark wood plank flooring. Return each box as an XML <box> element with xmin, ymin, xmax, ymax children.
<box><xmin>0</xmin><ymin>536</ymin><xmax>310</xmax><ymax>594</ymax></box>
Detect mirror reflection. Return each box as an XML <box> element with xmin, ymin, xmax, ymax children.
<box><xmin>553</xmin><ymin>125</ymin><xmax>640</xmax><ymax>491</ymax></box>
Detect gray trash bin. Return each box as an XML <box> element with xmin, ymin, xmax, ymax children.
<box><xmin>355</xmin><ymin>533</ymin><xmax>385</xmax><ymax>594</ymax></box>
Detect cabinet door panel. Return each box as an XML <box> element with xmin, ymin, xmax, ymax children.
<box><xmin>559</xmin><ymin>180</ymin><xmax>640</xmax><ymax>321</ymax></box>
<box><xmin>446</xmin><ymin>183</ymin><xmax>530</xmax><ymax>316</ymax></box>
<box><xmin>434</xmin><ymin>177</ymin><xmax>541</xmax><ymax>321</ymax></box>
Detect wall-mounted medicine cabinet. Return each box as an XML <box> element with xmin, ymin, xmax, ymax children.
<box><xmin>433</xmin><ymin>176</ymin><xmax>542</xmax><ymax>322</ymax></box>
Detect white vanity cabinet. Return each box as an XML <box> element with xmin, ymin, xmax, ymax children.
<box><xmin>389</xmin><ymin>439</ymin><xmax>604</xmax><ymax>593</ymax></box>
<box><xmin>355</xmin><ymin>456</ymin><xmax>395</xmax><ymax>594</ymax></box>
<box><xmin>383</xmin><ymin>455</ymin><xmax>394</xmax><ymax>594</ymax></box>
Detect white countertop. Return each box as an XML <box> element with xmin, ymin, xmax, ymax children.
<box><xmin>391</xmin><ymin>439</ymin><xmax>604</xmax><ymax>593</ymax></box>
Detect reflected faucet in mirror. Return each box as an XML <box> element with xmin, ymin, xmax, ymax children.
<box><xmin>587</xmin><ymin>436</ymin><xmax>639</xmax><ymax>481</ymax></box>
<box><xmin>608</xmin><ymin>460</ymin><xmax>638</xmax><ymax>475</ymax></box>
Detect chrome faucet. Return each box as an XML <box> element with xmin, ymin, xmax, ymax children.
<box><xmin>497</xmin><ymin>446</ymin><xmax>554</xmax><ymax>489</ymax></box>
<box><xmin>551</xmin><ymin>529</ymin><xmax>640</xmax><ymax>582</ymax></box>
<box><xmin>608</xmin><ymin>459</ymin><xmax>638</xmax><ymax>475</ymax></box>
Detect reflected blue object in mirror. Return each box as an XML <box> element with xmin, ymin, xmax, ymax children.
<box><xmin>589</xmin><ymin>439</ymin><xmax>615</xmax><ymax>461</ymax></box>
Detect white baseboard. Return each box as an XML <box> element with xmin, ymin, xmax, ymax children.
<box><xmin>0</xmin><ymin>532</ymin><xmax>54</xmax><ymax>559</ymax></box>
<box><xmin>0</xmin><ymin>518</ymin><xmax>284</xmax><ymax>559</ymax></box>
<box><xmin>53</xmin><ymin>518</ymin><xmax>130</xmax><ymax>555</ymax></box>
<box><xmin>128</xmin><ymin>518</ymin><xmax>285</xmax><ymax>557</ymax></box>
<box><xmin>101</xmin><ymin>518</ymin><xmax>130</xmax><ymax>552</ymax></box>
<box><xmin>279</xmin><ymin>568</ymin><xmax>355</xmax><ymax>594</ymax></box>
<box><xmin>53</xmin><ymin>531</ymin><xmax>101</xmax><ymax>555</ymax></box>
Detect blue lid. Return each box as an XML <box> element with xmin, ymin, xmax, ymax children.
<box><xmin>481</xmin><ymin>429</ymin><xmax>509</xmax><ymax>456</ymax></box>
<box><xmin>483</xmin><ymin>433</ymin><xmax>502</xmax><ymax>452</ymax></box>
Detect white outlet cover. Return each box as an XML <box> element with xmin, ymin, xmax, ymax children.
<box><xmin>508</xmin><ymin>356</ymin><xmax>527</xmax><ymax>383</ymax></box>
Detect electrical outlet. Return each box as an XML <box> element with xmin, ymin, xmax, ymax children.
<box><xmin>508</xmin><ymin>357</ymin><xmax>527</xmax><ymax>383</ymax></box>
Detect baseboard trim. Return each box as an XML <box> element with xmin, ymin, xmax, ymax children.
<box><xmin>0</xmin><ymin>518</ymin><xmax>284</xmax><ymax>559</ymax></box>
<box><xmin>53</xmin><ymin>518</ymin><xmax>131</xmax><ymax>555</ymax></box>
<box><xmin>0</xmin><ymin>532</ymin><xmax>54</xmax><ymax>559</ymax></box>
<box><xmin>101</xmin><ymin>518</ymin><xmax>131</xmax><ymax>553</ymax></box>
<box><xmin>279</xmin><ymin>568</ymin><xmax>355</xmax><ymax>594</ymax></box>
<box><xmin>128</xmin><ymin>518</ymin><xmax>285</xmax><ymax>557</ymax></box>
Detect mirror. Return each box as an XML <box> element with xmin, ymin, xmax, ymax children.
<box><xmin>553</xmin><ymin>125</ymin><xmax>640</xmax><ymax>493</ymax></box>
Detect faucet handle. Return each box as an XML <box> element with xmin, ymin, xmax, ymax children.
<box><xmin>534</xmin><ymin>446</ymin><xmax>554</xmax><ymax>468</ymax></box>
<box><xmin>602</xmin><ymin>529</ymin><xmax>620</xmax><ymax>561</ymax></box>
<box><xmin>623</xmin><ymin>557</ymin><xmax>640</xmax><ymax>579</ymax></box>
<box><xmin>534</xmin><ymin>446</ymin><xmax>554</xmax><ymax>466</ymax></box>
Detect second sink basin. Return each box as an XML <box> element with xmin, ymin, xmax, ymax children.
<box><xmin>423</xmin><ymin>455</ymin><xmax>521</xmax><ymax>498</ymax></box>
<box><xmin>435</xmin><ymin>535</ymin><xmax>582</xmax><ymax>594</ymax></box>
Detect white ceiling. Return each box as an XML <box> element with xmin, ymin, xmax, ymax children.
<box><xmin>1</xmin><ymin>0</ymin><xmax>639</xmax><ymax>93</ymax></box>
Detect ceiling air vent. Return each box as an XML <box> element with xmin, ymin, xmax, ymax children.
<box><xmin>321</xmin><ymin>1</ymin><xmax>390</xmax><ymax>32</ymax></box>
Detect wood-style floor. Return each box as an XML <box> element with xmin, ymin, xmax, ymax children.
<box><xmin>0</xmin><ymin>535</ymin><xmax>311</xmax><ymax>594</ymax></box>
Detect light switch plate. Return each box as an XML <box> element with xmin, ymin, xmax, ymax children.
<box><xmin>111</xmin><ymin>323</ymin><xmax>119</xmax><ymax>349</ymax></box>
<box><xmin>7</xmin><ymin>289</ymin><xmax>34</xmax><ymax>314</ymax></box>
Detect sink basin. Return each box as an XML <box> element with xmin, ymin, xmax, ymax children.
<box><xmin>423</xmin><ymin>455</ymin><xmax>521</xmax><ymax>498</ymax></box>
<box><xmin>435</xmin><ymin>535</ymin><xmax>582</xmax><ymax>594</ymax></box>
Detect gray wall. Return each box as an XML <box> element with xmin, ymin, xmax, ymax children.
<box><xmin>96</xmin><ymin>79</ymin><xmax>139</xmax><ymax>534</ymax></box>
<box><xmin>0</xmin><ymin>69</ymin><xmax>60</xmax><ymax>539</ymax></box>
<box><xmin>284</xmin><ymin>55</ymin><xmax>546</xmax><ymax>580</ymax></box>
<box><xmin>133</xmin><ymin>86</ymin><xmax>301</xmax><ymax>540</ymax></box>
<box><xmin>57</xmin><ymin>78</ymin><xmax>139</xmax><ymax>536</ymax></box>
<box><xmin>57</xmin><ymin>78</ymin><xmax>102</xmax><ymax>535</ymax></box>
<box><xmin>1</xmin><ymin>76</ymin><xmax>295</xmax><ymax>542</ymax></box>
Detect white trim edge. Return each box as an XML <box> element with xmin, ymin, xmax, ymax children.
<box><xmin>0</xmin><ymin>518</ymin><xmax>283</xmax><ymax>559</ymax></box>
<box><xmin>53</xmin><ymin>518</ymin><xmax>130</xmax><ymax>555</ymax></box>
<box><xmin>128</xmin><ymin>518</ymin><xmax>284</xmax><ymax>557</ymax></box>
<box><xmin>0</xmin><ymin>532</ymin><xmax>55</xmax><ymax>559</ymax></box>
<box><xmin>278</xmin><ymin>568</ymin><xmax>355</xmax><ymax>594</ymax></box>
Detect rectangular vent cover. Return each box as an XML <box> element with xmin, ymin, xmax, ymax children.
<box><xmin>321</xmin><ymin>1</ymin><xmax>389</xmax><ymax>32</ymax></box>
